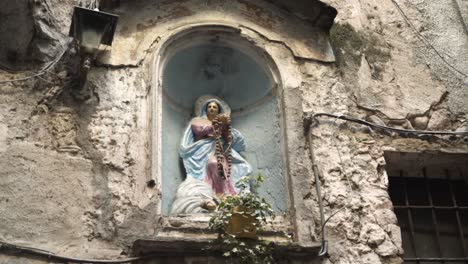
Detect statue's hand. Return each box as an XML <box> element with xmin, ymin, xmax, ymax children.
<box><xmin>200</xmin><ymin>199</ymin><xmax>217</xmax><ymax>211</ymax></box>
<box><xmin>218</xmin><ymin>113</ymin><xmax>231</xmax><ymax>125</ymax></box>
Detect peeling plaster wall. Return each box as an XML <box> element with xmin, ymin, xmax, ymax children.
<box><xmin>0</xmin><ymin>0</ymin><xmax>467</xmax><ymax>264</ymax></box>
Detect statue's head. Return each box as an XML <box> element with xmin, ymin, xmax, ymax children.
<box><xmin>206</xmin><ymin>101</ymin><xmax>220</xmax><ymax>120</ymax></box>
<box><xmin>194</xmin><ymin>95</ymin><xmax>231</xmax><ymax>118</ymax></box>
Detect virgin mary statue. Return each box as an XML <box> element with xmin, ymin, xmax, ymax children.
<box><xmin>170</xmin><ymin>95</ymin><xmax>252</xmax><ymax>214</ymax></box>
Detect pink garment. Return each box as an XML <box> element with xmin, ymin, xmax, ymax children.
<box><xmin>191</xmin><ymin>120</ymin><xmax>215</xmax><ymax>140</ymax></box>
<box><xmin>191</xmin><ymin>119</ymin><xmax>237</xmax><ymax>196</ymax></box>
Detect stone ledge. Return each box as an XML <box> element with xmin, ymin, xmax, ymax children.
<box><xmin>156</xmin><ymin>215</ymin><xmax>293</xmax><ymax>242</ymax></box>
<box><xmin>161</xmin><ymin>214</ymin><xmax>291</xmax><ymax>232</ymax></box>
<box><xmin>133</xmin><ymin>237</ymin><xmax>321</xmax><ymax>258</ymax></box>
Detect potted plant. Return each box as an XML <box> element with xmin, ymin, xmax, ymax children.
<box><xmin>209</xmin><ymin>174</ymin><xmax>277</xmax><ymax>263</ymax></box>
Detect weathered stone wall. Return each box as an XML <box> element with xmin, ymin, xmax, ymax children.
<box><xmin>301</xmin><ymin>0</ymin><xmax>468</xmax><ymax>263</ymax></box>
<box><xmin>0</xmin><ymin>0</ymin><xmax>467</xmax><ymax>263</ymax></box>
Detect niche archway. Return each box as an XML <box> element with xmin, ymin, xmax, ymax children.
<box><xmin>153</xmin><ymin>26</ymin><xmax>287</xmax><ymax>215</ymax></box>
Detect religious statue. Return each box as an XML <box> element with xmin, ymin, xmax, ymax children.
<box><xmin>171</xmin><ymin>95</ymin><xmax>252</xmax><ymax>214</ymax></box>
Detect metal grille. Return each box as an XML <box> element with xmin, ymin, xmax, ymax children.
<box><xmin>389</xmin><ymin>169</ymin><xmax>468</xmax><ymax>264</ymax></box>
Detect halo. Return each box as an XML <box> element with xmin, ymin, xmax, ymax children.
<box><xmin>194</xmin><ymin>95</ymin><xmax>231</xmax><ymax>116</ymax></box>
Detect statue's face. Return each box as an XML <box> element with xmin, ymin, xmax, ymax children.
<box><xmin>207</xmin><ymin>102</ymin><xmax>220</xmax><ymax>116</ymax></box>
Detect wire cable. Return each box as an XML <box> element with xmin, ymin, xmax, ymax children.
<box><xmin>313</xmin><ymin>113</ymin><xmax>468</xmax><ymax>136</ymax></box>
<box><xmin>317</xmin><ymin>207</ymin><xmax>346</xmax><ymax>236</ymax></box>
<box><xmin>391</xmin><ymin>0</ymin><xmax>468</xmax><ymax>79</ymax></box>
<box><xmin>313</xmin><ymin>115</ymin><xmax>360</xmax><ymax>256</ymax></box>
<box><xmin>0</xmin><ymin>40</ymin><xmax>71</xmax><ymax>84</ymax></box>
<box><xmin>0</xmin><ymin>240</ymin><xmax>146</xmax><ymax>263</ymax></box>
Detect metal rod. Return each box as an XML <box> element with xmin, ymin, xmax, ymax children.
<box><xmin>446</xmin><ymin>169</ymin><xmax>468</xmax><ymax>258</ymax></box>
<box><xmin>306</xmin><ymin>124</ymin><xmax>327</xmax><ymax>257</ymax></box>
<box><xmin>423</xmin><ymin>167</ymin><xmax>444</xmax><ymax>262</ymax></box>
<box><xmin>401</xmin><ymin>171</ymin><xmax>419</xmax><ymax>263</ymax></box>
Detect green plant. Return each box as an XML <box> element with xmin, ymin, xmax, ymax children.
<box><xmin>209</xmin><ymin>174</ymin><xmax>276</xmax><ymax>263</ymax></box>
<box><xmin>221</xmin><ymin>234</ymin><xmax>274</xmax><ymax>264</ymax></box>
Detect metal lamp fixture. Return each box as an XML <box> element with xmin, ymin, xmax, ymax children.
<box><xmin>68</xmin><ymin>6</ymin><xmax>118</xmax><ymax>99</ymax></box>
<box><xmin>69</xmin><ymin>6</ymin><xmax>119</xmax><ymax>54</ymax></box>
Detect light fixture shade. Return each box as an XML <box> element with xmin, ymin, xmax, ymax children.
<box><xmin>69</xmin><ymin>6</ymin><xmax>118</xmax><ymax>53</ymax></box>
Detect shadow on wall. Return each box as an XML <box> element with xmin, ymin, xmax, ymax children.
<box><xmin>0</xmin><ymin>0</ymin><xmax>34</xmax><ymax>70</ymax></box>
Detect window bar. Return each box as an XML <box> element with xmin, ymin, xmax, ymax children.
<box><xmin>423</xmin><ymin>167</ymin><xmax>444</xmax><ymax>262</ymax></box>
<box><xmin>446</xmin><ymin>169</ymin><xmax>468</xmax><ymax>258</ymax></box>
<box><xmin>401</xmin><ymin>170</ymin><xmax>419</xmax><ymax>263</ymax></box>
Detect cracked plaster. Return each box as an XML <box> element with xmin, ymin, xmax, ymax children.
<box><xmin>97</xmin><ymin>0</ymin><xmax>335</xmax><ymax>66</ymax></box>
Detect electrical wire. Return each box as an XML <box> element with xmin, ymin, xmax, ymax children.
<box><xmin>311</xmin><ymin>115</ymin><xmax>360</xmax><ymax>257</ymax></box>
<box><xmin>317</xmin><ymin>207</ymin><xmax>346</xmax><ymax>236</ymax></box>
<box><xmin>78</xmin><ymin>0</ymin><xmax>99</xmax><ymax>10</ymax></box>
<box><xmin>0</xmin><ymin>40</ymin><xmax>71</xmax><ymax>84</ymax></box>
<box><xmin>313</xmin><ymin>113</ymin><xmax>468</xmax><ymax>136</ymax></box>
<box><xmin>0</xmin><ymin>240</ymin><xmax>147</xmax><ymax>263</ymax></box>
<box><xmin>391</xmin><ymin>0</ymin><xmax>468</xmax><ymax>79</ymax></box>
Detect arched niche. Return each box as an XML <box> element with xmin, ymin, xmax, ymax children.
<box><xmin>152</xmin><ymin>26</ymin><xmax>288</xmax><ymax>215</ymax></box>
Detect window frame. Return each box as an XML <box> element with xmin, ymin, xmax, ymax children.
<box><xmin>387</xmin><ymin>152</ymin><xmax>468</xmax><ymax>263</ymax></box>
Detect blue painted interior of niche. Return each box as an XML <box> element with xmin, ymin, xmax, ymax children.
<box><xmin>161</xmin><ymin>102</ymin><xmax>190</xmax><ymax>214</ymax></box>
<box><xmin>232</xmin><ymin>99</ymin><xmax>287</xmax><ymax>213</ymax></box>
<box><xmin>161</xmin><ymin>44</ymin><xmax>287</xmax><ymax>214</ymax></box>
<box><xmin>162</xmin><ymin>45</ymin><xmax>271</xmax><ymax>111</ymax></box>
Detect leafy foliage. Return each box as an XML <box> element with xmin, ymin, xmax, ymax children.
<box><xmin>209</xmin><ymin>174</ymin><xmax>277</xmax><ymax>263</ymax></box>
<box><xmin>221</xmin><ymin>234</ymin><xmax>274</xmax><ymax>264</ymax></box>
<box><xmin>209</xmin><ymin>174</ymin><xmax>275</xmax><ymax>233</ymax></box>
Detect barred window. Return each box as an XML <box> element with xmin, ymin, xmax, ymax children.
<box><xmin>386</xmin><ymin>152</ymin><xmax>468</xmax><ymax>264</ymax></box>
